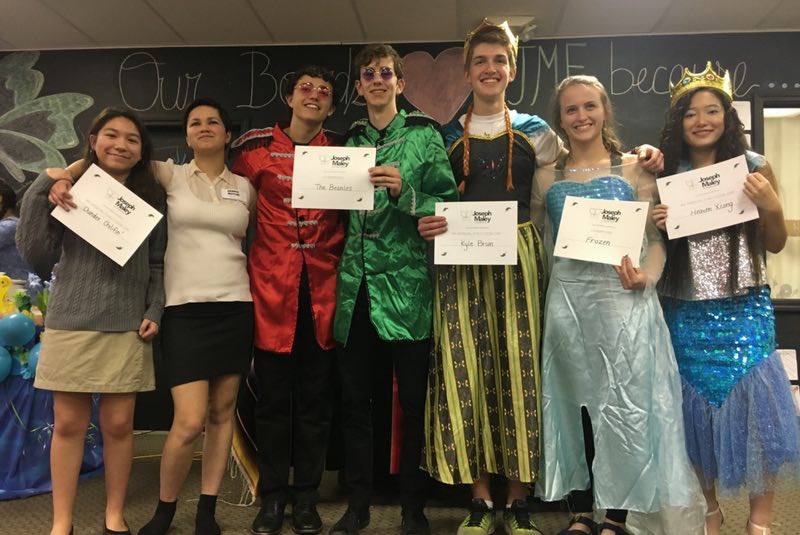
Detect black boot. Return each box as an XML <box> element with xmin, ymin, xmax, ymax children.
<box><xmin>138</xmin><ymin>500</ymin><xmax>177</xmax><ymax>535</ymax></box>
<box><xmin>195</xmin><ymin>494</ymin><xmax>221</xmax><ymax>535</ymax></box>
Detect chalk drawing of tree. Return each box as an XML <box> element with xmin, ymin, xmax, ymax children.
<box><xmin>0</xmin><ymin>51</ymin><xmax>93</xmax><ymax>186</ymax></box>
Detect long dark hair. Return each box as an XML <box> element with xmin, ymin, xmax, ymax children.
<box><xmin>660</xmin><ymin>88</ymin><xmax>748</xmax><ymax>175</ymax></box>
<box><xmin>81</xmin><ymin>107</ymin><xmax>164</xmax><ymax>208</ymax></box>
<box><xmin>658</xmin><ymin>87</ymin><xmax>762</xmax><ymax>294</ymax></box>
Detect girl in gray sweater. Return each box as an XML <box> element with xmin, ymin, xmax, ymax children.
<box><xmin>17</xmin><ymin>107</ymin><xmax>166</xmax><ymax>535</ymax></box>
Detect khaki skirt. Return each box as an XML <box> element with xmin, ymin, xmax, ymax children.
<box><xmin>34</xmin><ymin>329</ymin><xmax>155</xmax><ymax>393</ymax></box>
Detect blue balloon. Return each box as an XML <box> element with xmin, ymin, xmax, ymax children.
<box><xmin>0</xmin><ymin>313</ymin><xmax>36</xmax><ymax>347</ymax></box>
<box><xmin>0</xmin><ymin>347</ymin><xmax>12</xmax><ymax>382</ymax></box>
<box><xmin>27</xmin><ymin>342</ymin><xmax>41</xmax><ymax>376</ymax></box>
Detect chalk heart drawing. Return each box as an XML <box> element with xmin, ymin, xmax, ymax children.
<box><xmin>402</xmin><ymin>48</ymin><xmax>470</xmax><ymax>125</ymax></box>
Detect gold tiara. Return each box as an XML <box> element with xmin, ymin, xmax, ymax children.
<box><xmin>464</xmin><ymin>19</ymin><xmax>519</xmax><ymax>61</ymax></box>
<box><xmin>669</xmin><ymin>61</ymin><xmax>733</xmax><ymax>106</ymax></box>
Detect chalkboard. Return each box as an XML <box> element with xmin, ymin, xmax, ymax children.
<box><xmin>4</xmin><ymin>33</ymin><xmax>800</xmax><ymax>430</ymax></box>
<box><xmin>2</xmin><ymin>31</ymin><xmax>800</xmax><ymax>192</ymax></box>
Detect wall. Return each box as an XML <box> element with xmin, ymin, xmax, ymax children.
<box><xmin>3</xmin><ymin>31</ymin><xmax>800</xmax><ymax>194</ymax></box>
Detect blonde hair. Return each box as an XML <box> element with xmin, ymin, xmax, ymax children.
<box><xmin>551</xmin><ymin>75</ymin><xmax>622</xmax><ymax>166</ymax></box>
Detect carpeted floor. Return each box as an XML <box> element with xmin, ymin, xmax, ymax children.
<box><xmin>1</xmin><ymin>433</ymin><xmax>798</xmax><ymax>535</ymax></box>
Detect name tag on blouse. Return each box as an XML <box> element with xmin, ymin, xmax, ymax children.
<box><xmin>220</xmin><ymin>188</ymin><xmax>244</xmax><ymax>202</ymax></box>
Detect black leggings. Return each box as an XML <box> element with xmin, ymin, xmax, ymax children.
<box><xmin>567</xmin><ymin>407</ymin><xmax>628</xmax><ymax>524</ymax></box>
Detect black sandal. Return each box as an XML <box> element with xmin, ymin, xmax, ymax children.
<box><xmin>558</xmin><ymin>514</ymin><xmax>598</xmax><ymax>535</ymax></box>
<box><xmin>599</xmin><ymin>521</ymin><xmax>631</xmax><ymax>535</ymax></box>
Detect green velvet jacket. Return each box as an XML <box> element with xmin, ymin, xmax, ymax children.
<box><xmin>334</xmin><ymin>110</ymin><xmax>458</xmax><ymax>344</ymax></box>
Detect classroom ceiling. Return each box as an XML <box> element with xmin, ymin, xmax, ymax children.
<box><xmin>1</xmin><ymin>0</ymin><xmax>799</xmax><ymax>51</ymax></box>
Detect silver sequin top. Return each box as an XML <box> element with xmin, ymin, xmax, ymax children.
<box><xmin>659</xmin><ymin>151</ymin><xmax>767</xmax><ymax>301</ymax></box>
<box><xmin>660</xmin><ymin>228</ymin><xmax>766</xmax><ymax>301</ymax></box>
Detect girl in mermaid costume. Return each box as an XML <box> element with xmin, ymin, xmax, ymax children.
<box><xmin>653</xmin><ymin>62</ymin><xmax>800</xmax><ymax>535</ymax></box>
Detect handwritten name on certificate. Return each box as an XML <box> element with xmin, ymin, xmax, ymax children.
<box><xmin>554</xmin><ymin>196</ymin><xmax>649</xmax><ymax>267</ymax></box>
<box><xmin>656</xmin><ymin>155</ymin><xmax>758</xmax><ymax>240</ymax></box>
<box><xmin>51</xmin><ymin>164</ymin><xmax>163</xmax><ymax>267</ymax></box>
<box><xmin>434</xmin><ymin>201</ymin><xmax>518</xmax><ymax>265</ymax></box>
<box><xmin>291</xmin><ymin>146</ymin><xmax>376</xmax><ymax>210</ymax></box>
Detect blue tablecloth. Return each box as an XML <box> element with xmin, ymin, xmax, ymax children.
<box><xmin>0</xmin><ymin>362</ymin><xmax>104</xmax><ymax>500</ymax></box>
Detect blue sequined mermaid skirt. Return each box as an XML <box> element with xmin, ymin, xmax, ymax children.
<box><xmin>661</xmin><ymin>287</ymin><xmax>800</xmax><ymax>495</ymax></box>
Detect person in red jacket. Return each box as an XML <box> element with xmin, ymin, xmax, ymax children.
<box><xmin>232</xmin><ymin>64</ymin><xmax>345</xmax><ymax>535</ymax></box>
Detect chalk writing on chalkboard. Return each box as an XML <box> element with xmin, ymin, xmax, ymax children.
<box><xmin>0</xmin><ymin>52</ymin><xmax>93</xmax><ymax>190</ymax></box>
<box><xmin>3</xmin><ymin>31</ymin><xmax>796</xmax><ymax>192</ymax></box>
<box><xmin>607</xmin><ymin>42</ymin><xmax>760</xmax><ymax>98</ymax></box>
<box><xmin>118</xmin><ymin>52</ymin><xmax>202</xmax><ymax>112</ymax></box>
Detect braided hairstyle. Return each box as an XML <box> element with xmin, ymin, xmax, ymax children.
<box><xmin>461</xmin><ymin>26</ymin><xmax>516</xmax><ymax>193</ymax></box>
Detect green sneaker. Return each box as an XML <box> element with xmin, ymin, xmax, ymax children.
<box><xmin>502</xmin><ymin>499</ymin><xmax>543</xmax><ymax>535</ymax></box>
<box><xmin>456</xmin><ymin>498</ymin><xmax>495</xmax><ymax>535</ymax></box>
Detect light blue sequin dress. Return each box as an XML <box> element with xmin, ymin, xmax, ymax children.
<box><xmin>659</xmin><ymin>151</ymin><xmax>800</xmax><ymax>496</ymax></box>
<box><xmin>536</xmin><ymin>161</ymin><xmax>700</xmax><ymax>516</ymax></box>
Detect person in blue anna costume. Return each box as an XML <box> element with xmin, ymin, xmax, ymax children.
<box><xmin>416</xmin><ymin>20</ymin><xmax>561</xmax><ymax>535</ymax></box>
<box><xmin>331</xmin><ymin>44</ymin><xmax>459</xmax><ymax>535</ymax></box>
<box><xmin>653</xmin><ymin>62</ymin><xmax>800</xmax><ymax>535</ymax></box>
<box><xmin>534</xmin><ymin>75</ymin><xmax>703</xmax><ymax>535</ymax></box>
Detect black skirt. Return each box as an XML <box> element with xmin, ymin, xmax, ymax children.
<box><xmin>161</xmin><ymin>301</ymin><xmax>254</xmax><ymax>387</ymax></box>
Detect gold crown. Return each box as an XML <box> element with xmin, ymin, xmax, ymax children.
<box><xmin>464</xmin><ymin>19</ymin><xmax>519</xmax><ymax>62</ymax></box>
<box><xmin>669</xmin><ymin>61</ymin><xmax>733</xmax><ymax>106</ymax></box>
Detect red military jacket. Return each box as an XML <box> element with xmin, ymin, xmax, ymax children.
<box><xmin>232</xmin><ymin>124</ymin><xmax>345</xmax><ymax>353</ymax></box>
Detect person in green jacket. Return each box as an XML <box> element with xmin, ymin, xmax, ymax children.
<box><xmin>330</xmin><ymin>44</ymin><xmax>459</xmax><ymax>535</ymax></box>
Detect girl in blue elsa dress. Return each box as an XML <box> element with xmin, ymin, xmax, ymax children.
<box><xmin>534</xmin><ymin>75</ymin><xmax>703</xmax><ymax>535</ymax></box>
<box><xmin>653</xmin><ymin>62</ymin><xmax>800</xmax><ymax>535</ymax></box>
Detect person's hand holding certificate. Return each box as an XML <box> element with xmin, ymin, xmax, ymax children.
<box><xmin>554</xmin><ymin>196</ymin><xmax>649</xmax><ymax>267</ymax></box>
<box><xmin>50</xmin><ymin>163</ymin><xmax>163</xmax><ymax>266</ymax></box>
<box><xmin>291</xmin><ymin>146</ymin><xmax>376</xmax><ymax>210</ymax></box>
<box><xmin>656</xmin><ymin>155</ymin><xmax>758</xmax><ymax>240</ymax></box>
<box><xmin>434</xmin><ymin>201</ymin><xmax>517</xmax><ymax>265</ymax></box>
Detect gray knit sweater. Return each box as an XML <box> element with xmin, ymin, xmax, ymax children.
<box><xmin>16</xmin><ymin>172</ymin><xmax>167</xmax><ymax>331</ymax></box>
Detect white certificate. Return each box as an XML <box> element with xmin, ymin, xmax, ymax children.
<box><xmin>51</xmin><ymin>164</ymin><xmax>164</xmax><ymax>267</ymax></box>
<box><xmin>291</xmin><ymin>146</ymin><xmax>376</xmax><ymax>210</ymax></box>
<box><xmin>554</xmin><ymin>196</ymin><xmax>649</xmax><ymax>267</ymax></box>
<box><xmin>434</xmin><ymin>201</ymin><xmax>517</xmax><ymax>265</ymax></box>
<box><xmin>656</xmin><ymin>155</ymin><xmax>758</xmax><ymax>240</ymax></box>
